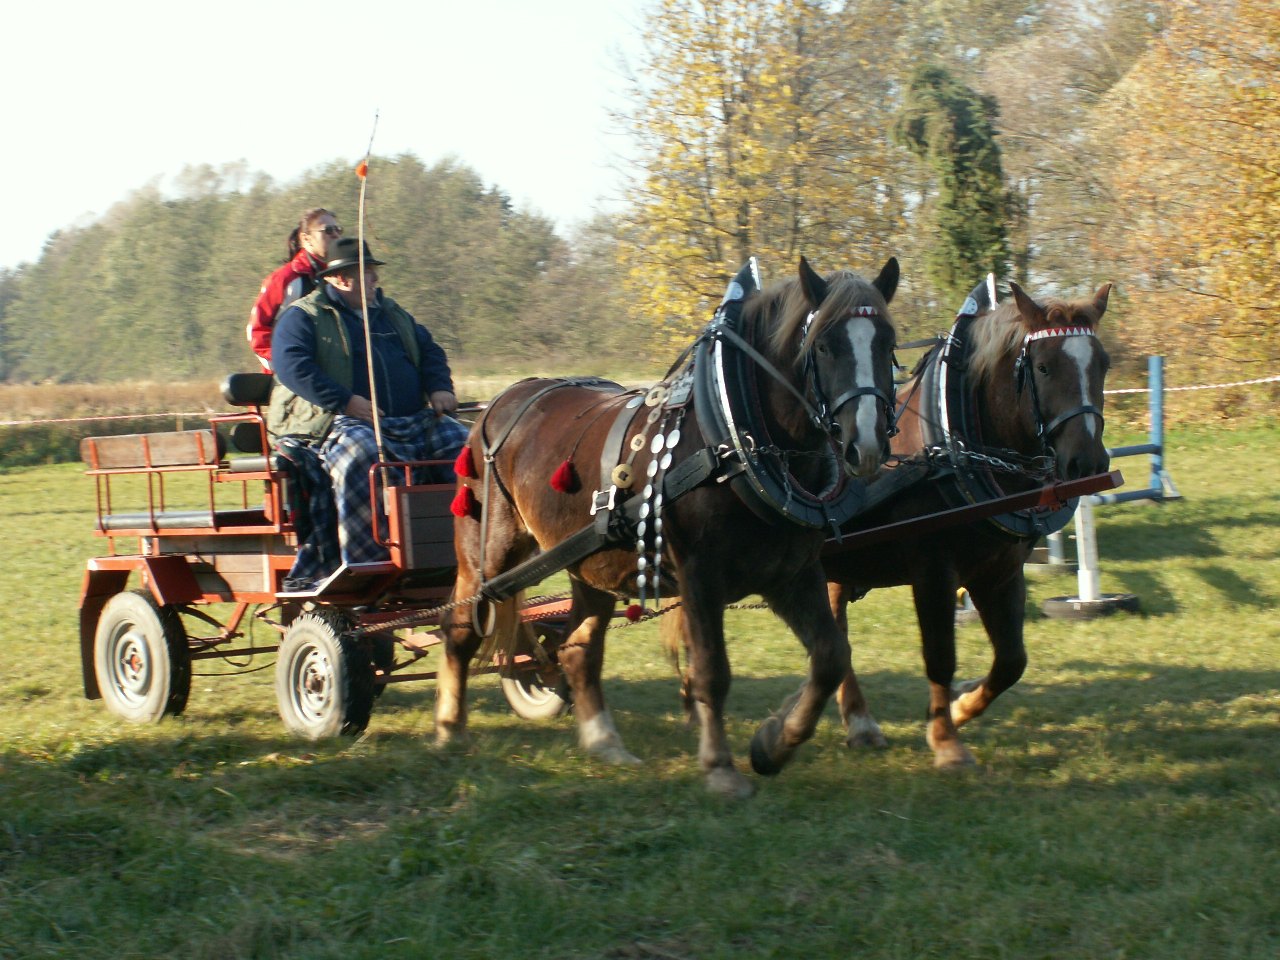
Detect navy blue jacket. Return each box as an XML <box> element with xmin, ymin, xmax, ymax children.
<box><xmin>273</xmin><ymin>284</ymin><xmax>454</xmax><ymax>417</ymax></box>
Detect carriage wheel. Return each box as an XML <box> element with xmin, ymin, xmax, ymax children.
<box><xmin>499</xmin><ymin>622</ymin><xmax>571</xmax><ymax>720</ymax></box>
<box><xmin>275</xmin><ymin>611</ymin><xmax>375</xmax><ymax>739</ymax></box>
<box><xmin>94</xmin><ymin>590</ymin><xmax>191</xmax><ymax>723</ymax></box>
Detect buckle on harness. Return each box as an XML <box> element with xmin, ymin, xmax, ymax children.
<box><xmin>590</xmin><ymin>486</ymin><xmax>617</xmax><ymax>516</ymax></box>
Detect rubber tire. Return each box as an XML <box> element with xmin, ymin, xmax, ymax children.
<box><xmin>499</xmin><ymin>624</ymin><xmax>571</xmax><ymax>721</ymax></box>
<box><xmin>94</xmin><ymin>590</ymin><xmax>191</xmax><ymax>723</ymax></box>
<box><xmin>275</xmin><ymin>611</ymin><xmax>375</xmax><ymax>739</ymax></box>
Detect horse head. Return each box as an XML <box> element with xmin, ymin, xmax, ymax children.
<box><xmin>792</xmin><ymin>256</ymin><xmax>900</xmax><ymax>478</ymax></box>
<box><xmin>1008</xmin><ymin>281</ymin><xmax>1113</xmax><ymax>481</ymax></box>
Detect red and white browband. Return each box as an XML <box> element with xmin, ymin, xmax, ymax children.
<box><xmin>1023</xmin><ymin>326</ymin><xmax>1094</xmax><ymax>345</ymax></box>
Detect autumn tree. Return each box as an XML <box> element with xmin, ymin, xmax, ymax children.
<box><xmin>1094</xmin><ymin>0</ymin><xmax>1280</xmax><ymax>389</ymax></box>
<box><xmin>620</xmin><ymin>0</ymin><xmax>910</xmax><ymax>344</ymax></box>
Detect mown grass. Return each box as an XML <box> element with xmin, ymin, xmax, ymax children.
<box><xmin>0</xmin><ymin>423</ymin><xmax>1277</xmax><ymax>959</ymax></box>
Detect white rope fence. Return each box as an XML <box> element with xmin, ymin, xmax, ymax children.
<box><xmin>1104</xmin><ymin>374</ymin><xmax>1280</xmax><ymax>396</ymax></box>
<box><xmin>3</xmin><ymin>373</ymin><xmax>1279</xmax><ymax>427</ymax></box>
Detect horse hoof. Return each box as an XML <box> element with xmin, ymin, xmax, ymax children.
<box><xmin>931</xmin><ymin>741</ymin><xmax>976</xmax><ymax>769</ymax></box>
<box><xmin>589</xmin><ymin>743</ymin><xmax>643</xmax><ymax>766</ymax></box>
<box><xmin>432</xmin><ymin>728</ymin><xmax>471</xmax><ymax>751</ymax></box>
<box><xmin>749</xmin><ymin>718</ymin><xmax>785</xmax><ymax>776</ymax></box>
<box><xmin>705</xmin><ymin>766</ymin><xmax>755</xmax><ymax>799</ymax></box>
<box><xmin>845</xmin><ymin>717</ymin><xmax>889</xmax><ymax>750</ymax></box>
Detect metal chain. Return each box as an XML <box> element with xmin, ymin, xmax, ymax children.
<box><xmin>900</xmin><ymin>441</ymin><xmax>1056</xmax><ymax>482</ymax></box>
<box><xmin>349</xmin><ymin>590</ymin><xmax>576</xmax><ymax>637</ymax></box>
<box><xmin>605</xmin><ymin>598</ymin><xmax>771</xmax><ymax>630</ymax></box>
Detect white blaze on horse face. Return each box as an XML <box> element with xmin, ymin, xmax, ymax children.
<box><xmin>1063</xmin><ymin>336</ymin><xmax>1099</xmax><ymax>439</ymax></box>
<box><xmin>844</xmin><ymin>316</ymin><xmax>881</xmax><ymax>458</ymax></box>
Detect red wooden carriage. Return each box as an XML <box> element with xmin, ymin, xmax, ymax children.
<box><xmin>76</xmin><ymin>373</ymin><xmax>570</xmax><ymax>737</ymax></box>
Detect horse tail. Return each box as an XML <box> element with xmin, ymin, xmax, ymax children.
<box><xmin>659</xmin><ymin>605</ymin><xmax>684</xmax><ymax>673</ymax></box>
<box><xmin>659</xmin><ymin>606</ymin><xmax>697</xmax><ymax>724</ymax></box>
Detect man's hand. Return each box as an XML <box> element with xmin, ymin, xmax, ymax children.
<box><xmin>429</xmin><ymin>391</ymin><xmax>458</xmax><ymax>416</ymax></box>
<box><xmin>344</xmin><ymin>395</ymin><xmax>376</xmax><ymax>422</ymax></box>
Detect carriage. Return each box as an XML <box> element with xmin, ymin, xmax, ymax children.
<box><xmin>77</xmin><ymin>371</ymin><xmax>571</xmax><ymax>738</ymax></box>
<box><xmin>76</xmin><ymin>261</ymin><xmax>1124</xmax><ymax>792</ymax></box>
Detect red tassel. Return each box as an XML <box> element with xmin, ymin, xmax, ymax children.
<box><xmin>450</xmin><ymin>485</ymin><xmax>477</xmax><ymax>518</ymax></box>
<box><xmin>453</xmin><ymin>446</ymin><xmax>476</xmax><ymax>479</ymax></box>
<box><xmin>625</xmin><ymin>603</ymin><xmax>644</xmax><ymax>622</ymax></box>
<box><xmin>549</xmin><ymin>458</ymin><xmax>579</xmax><ymax>493</ymax></box>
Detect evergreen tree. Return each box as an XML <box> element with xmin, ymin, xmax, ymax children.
<box><xmin>894</xmin><ymin>64</ymin><xmax>1012</xmax><ymax>308</ymax></box>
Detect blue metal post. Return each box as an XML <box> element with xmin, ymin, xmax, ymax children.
<box><xmin>1149</xmin><ymin>355</ymin><xmax>1164</xmax><ymax>495</ymax></box>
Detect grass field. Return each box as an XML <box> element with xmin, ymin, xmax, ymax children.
<box><xmin>0</xmin><ymin>421</ymin><xmax>1277</xmax><ymax>959</ymax></box>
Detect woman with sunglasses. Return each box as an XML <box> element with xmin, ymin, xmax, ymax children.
<box><xmin>247</xmin><ymin>208</ymin><xmax>343</xmax><ymax>372</ymax></box>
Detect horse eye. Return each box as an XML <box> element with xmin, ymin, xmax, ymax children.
<box><xmin>1037</xmin><ymin>363</ymin><xmax>1049</xmax><ymax>375</ymax></box>
<box><xmin>816</xmin><ymin>341</ymin><xmax>830</xmax><ymax>356</ymax></box>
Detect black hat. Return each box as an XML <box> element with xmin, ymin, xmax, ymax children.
<box><xmin>319</xmin><ymin>236</ymin><xmax>386</xmax><ymax>277</ymax></box>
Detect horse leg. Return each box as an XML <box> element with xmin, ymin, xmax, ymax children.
<box><xmin>436</xmin><ymin>493</ymin><xmax>530</xmax><ymax>746</ymax></box>
<box><xmin>435</xmin><ymin>560</ymin><xmax>485</xmax><ymax>747</ymax></box>
<box><xmin>914</xmin><ymin>573</ymin><xmax>975</xmax><ymax>768</ymax></box>
<box><xmin>750</xmin><ymin>565</ymin><xmax>850</xmax><ymax>776</ymax></box>
<box><xmin>951</xmin><ymin>571</ymin><xmax>1029</xmax><ymax>728</ymax></box>
<box><xmin>560</xmin><ymin>580</ymin><xmax>639</xmax><ymax>766</ymax></box>
<box><xmin>831</xmin><ymin>581</ymin><xmax>888</xmax><ymax>750</ymax></box>
<box><xmin>679</xmin><ymin>585</ymin><xmax>754</xmax><ymax>798</ymax></box>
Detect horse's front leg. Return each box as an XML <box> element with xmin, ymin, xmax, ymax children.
<box><xmin>913</xmin><ymin>572</ymin><xmax>974</xmax><ymax>768</ymax></box>
<box><xmin>561</xmin><ymin>580</ymin><xmax>639</xmax><ymax>766</ymax></box>
<box><xmin>680</xmin><ymin>584</ymin><xmax>754</xmax><ymax>799</ymax></box>
<box><xmin>750</xmin><ymin>564</ymin><xmax>850</xmax><ymax>776</ymax></box>
<box><xmin>436</xmin><ymin>561</ymin><xmax>486</xmax><ymax>747</ymax></box>
<box><xmin>951</xmin><ymin>571</ymin><xmax>1029</xmax><ymax>728</ymax></box>
<box><xmin>830</xmin><ymin>581</ymin><xmax>889</xmax><ymax>750</ymax></box>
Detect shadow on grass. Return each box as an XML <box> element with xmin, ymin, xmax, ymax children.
<box><xmin>1090</xmin><ymin>492</ymin><xmax>1280</xmax><ymax>563</ymax></box>
<box><xmin>7</xmin><ymin>659</ymin><xmax>1276</xmax><ymax>829</ymax></box>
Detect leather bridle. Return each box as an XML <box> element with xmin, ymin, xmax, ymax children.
<box><xmin>1014</xmin><ymin>326</ymin><xmax>1104</xmax><ymax>445</ymax></box>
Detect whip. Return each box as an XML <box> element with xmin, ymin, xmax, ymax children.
<box><xmin>355</xmin><ymin>110</ymin><xmax>386</xmax><ymax>468</ymax></box>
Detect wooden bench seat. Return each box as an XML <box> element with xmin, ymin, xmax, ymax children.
<box><xmin>81</xmin><ymin>430</ymin><xmax>221</xmax><ymax>470</ymax></box>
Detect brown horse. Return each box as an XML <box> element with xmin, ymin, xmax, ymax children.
<box><xmin>827</xmin><ymin>280</ymin><xmax>1113</xmax><ymax>767</ymax></box>
<box><xmin>438</xmin><ymin>257</ymin><xmax>900</xmax><ymax>796</ymax></box>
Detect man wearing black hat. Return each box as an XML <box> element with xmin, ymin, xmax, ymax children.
<box><xmin>267</xmin><ymin>236</ymin><xmax>468</xmax><ymax>586</ymax></box>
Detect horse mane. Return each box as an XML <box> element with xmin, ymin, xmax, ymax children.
<box><xmin>756</xmin><ymin>269</ymin><xmax>887</xmax><ymax>369</ymax></box>
<box><xmin>966</xmin><ymin>292</ymin><xmax>1104</xmax><ymax>387</ymax></box>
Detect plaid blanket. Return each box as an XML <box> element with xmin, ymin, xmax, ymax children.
<box><xmin>277</xmin><ymin>410</ymin><xmax>469</xmax><ymax>590</ymax></box>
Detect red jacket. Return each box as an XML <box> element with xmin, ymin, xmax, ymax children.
<box><xmin>246</xmin><ymin>249</ymin><xmax>324</xmax><ymax>371</ymax></box>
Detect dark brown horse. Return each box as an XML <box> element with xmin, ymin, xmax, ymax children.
<box><xmin>827</xmin><ymin>280</ymin><xmax>1113</xmax><ymax>767</ymax></box>
<box><xmin>438</xmin><ymin>257</ymin><xmax>900</xmax><ymax>796</ymax></box>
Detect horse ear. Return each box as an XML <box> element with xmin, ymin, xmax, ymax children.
<box><xmin>872</xmin><ymin>257</ymin><xmax>899</xmax><ymax>304</ymax></box>
<box><xmin>1093</xmin><ymin>282</ymin><xmax>1113</xmax><ymax>317</ymax></box>
<box><xmin>1009</xmin><ymin>281</ymin><xmax>1045</xmax><ymax>327</ymax></box>
<box><xmin>798</xmin><ymin>256</ymin><xmax>829</xmax><ymax>307</ymax></box>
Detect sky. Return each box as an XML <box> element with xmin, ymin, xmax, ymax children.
<box><xmin>2</xmin><ymin>0</ymin><xmax>649</xmax><ymax>272</ymax></box>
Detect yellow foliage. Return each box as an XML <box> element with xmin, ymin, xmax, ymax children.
<box><xmin>1096</xmin><ymin>0</ymin><xmax>1279</xmax><ymax>381</ymax></box>
<box><xmin>619</xmin><ymin>0</ymin><xmax>911</xmax><ymax>346</ymax></box>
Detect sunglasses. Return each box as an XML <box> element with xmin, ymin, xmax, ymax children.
<box><xmin>316</xmin><ymin>224</ymin><xmax>344</xmax><ymax>237</ymax></box>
